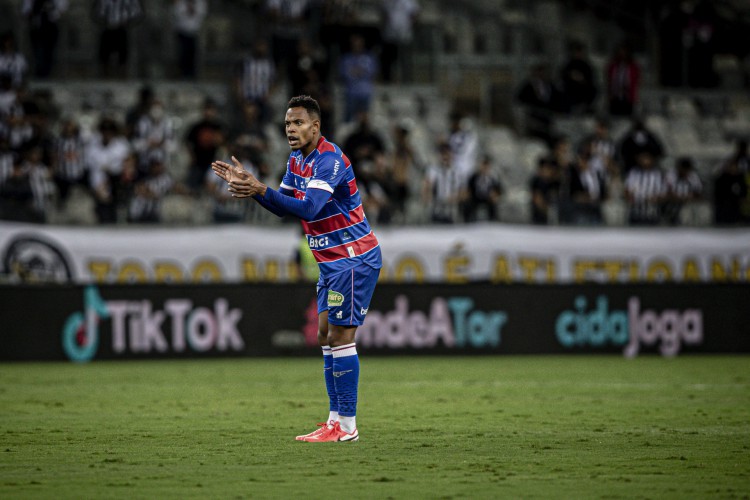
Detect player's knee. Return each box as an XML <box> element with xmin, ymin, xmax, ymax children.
<box><xmin>327</xmin><ymin>327</ymin><xmax>357</xmax><ymax>348</ymax></box>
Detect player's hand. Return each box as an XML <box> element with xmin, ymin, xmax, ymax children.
<box><xmin>227</xmin><ymin>156</ymin><xmax>266</xmax><ymax>198</ymax></box>
<box><xmin>211</xmin><ymin>156</ymin><xmax>250</xmax><ymax>183</ymax></box>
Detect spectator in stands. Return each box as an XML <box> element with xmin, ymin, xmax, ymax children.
<box><xmin>93</xmin><ymin>0</ymin><xmax>144</xmax><ymax>78</ymax></box>
<box><xmin>23</xmin><ymin>145</ymin><xmax>55</xmax><ymax>222</ymax></box>
<box><xmin>624</xmin><ymin>152</ymin><xmax>665</xmax><ymax>226</ymax></box>
<box><xmin>52</xmin><ymin>118</ymin><xmax>87</xmax><ymax>208</ymax></box>
<box><xmin>185</xmin><ymin>98</ymin><xmax>226</xmax><ymax>192</ymax></box>
<box><xmin>320</xmin><ymin>0</ymin><xmax>368</xmax><ymax>69</ymax></box>
<box><xmin>685</xmin><ymin>0</ymin><xmax>719</xmax><ymax>89</ymax></box>
<box><xmin>726</xmin><ymin>144</ymin><xmax>749</xmax><ymax>220</ymax></box>
<box><xmin>559</xmin><ymin>40</ymin><xmax>597</xmax><ymax>115</ymax></box>
<box><xmin>339</xmin><ymin>34</ymin><xmax>378</xmax><ymax>123</ymax></box>
<box><xmin>551</xmin><ymin>135</ymin><xmax>575</xmax><ymax>224</ymax></box>
<box><xmin>0</xmin><ymin>75</ymin><xmax>15</xmax><ymax>116</ymax></box>
<box><xmin>0</xmin><ymin>33</ymin><xmax>28</xmax><ymax>90</ymax></box>
<box><xmin>581</xmin><ymin>117</ymin><xmax>619</xmax><ymax>179</ymax></box>
<box><xmin>726</xmin><ymin>140</ymin><xmax>750</xmax><ymax>221</ymax></box>
<box><xmin>731</xmin><ymin>139</ymin><xmax>750</xmax><ymax>173</ymax></box>
<box><xmin>663</xmin><ymin>157</ymin><xmax>703</xmax><ymax>225</ymax></box>
<box><xmin>657</xmin><ymin>1</ymin><xmax>688</xmax><ymax>88</ymax></box>
<box><xmin>86</xmin><ymin>118</ymin><xmax>132</xmax><ymax>223</ymax></box>
<box><xmin>298</xmin><ymin>76</ymin><xmax>335</xmax><ymax>138</ymax></box>
<box><xmin>233</xmin><ymin>39</ymin><xmax>277</xmax><ymax>123</ymax></box>
<box><xmin>380</xmin><ymin>0</ymin><xmax>420</xmax><ymax>83</ymax></box>
<box><xmin>125</xmin><ymin>85</ymin><xmax>154</xmax><ymax>139</ymax></box>
<box><xmin>529</xmin><ymin>156</ymin><xmax>559</xmax><ymax>225</ymax></box>
<box><xmin>447</xmin><ymin>111</ymin><xmax>479</xmax><ymax>183</ymax></box>
<box><xmin>265</xmin><ymin>0</ymin><xmax>311</xmax><ymax>74</ymax></box>
<box><xmin>360</xmin><ymin>154</ymin><xmax>392</xmax><ymax>225</ymax></box>
<box><xmin>422</xmin><ymin>141</ymin><xmax>463</xmax><ymax>223</ymax></box>
<box><xmin>388</xmin><ymin>121</ymin><xmax>417</xmax><ymax>222</ymax></box>
<box><xmin>22</xmin><ymin>0</ymin><xmax>68</xmax><ymax>78</ymax></box>
<box><xmin>0</xmin><ymin>154</ymin><xmax>38</xmax><ymax>222</ymax></box>
<box><xmin>0</xmin><ymin>140</ymin><xmax>13</xmax><ymax>187</ymax></box>
<box><xmin>172</xmin><ymin>0</ymin><xmax>207</xmax><ymax>79</ymax></box>
<box><xmin>23</xmin><ymin>98</ymin><xmax>56</xmax><ymax>167</ymax></box>
<box><xmin>606</xmin><ymin>43</ymin><xmax>640</xmax><ymax>116</ymax></box>
<box><xmin>6</xmin><ymin>101</ymin><xmax>32</xmax><ymax>154</ymax></box>
<box><xmin>569</xmin><ymin>148</ymin><xmax>607</xmax><ymax>225</ymax></box>
<box><xmin>127</xmin><ymin>154</ymin><xmax>186</xmax><ymax>223</ymax></box>
<box><xmin>228</xmin><ymin>100</ymin><xmax>270</xmax><ymax>178</ymax></box>
<box><xmin>132</xmin><ymin>99</ymin><xmax>176</xmax><ymax>177</ymax></box>
<box><xmin>343</xmin><ymin>110</ymin><xmax>385</xmax><ymax>184</ymax></box>
<box><xmin>288</xmin><ymin>38</ymin><xmax>335</xmax><ymax>135</ymax></box>
<box><xmin>516</xmin><ymin>63</ymin><xmax>566</xmax><ymax>145</ymax></box>
<box><xmin>713</xmin><ymin>156</ymin><xmax>747</xmax><ymax>225</ymax></box>
<box><xmin>618</xmin><ymin>118</ymin><xmax>664</xmax><ymax>175</ymax></box>
<box><xmin>463</xmin><ymin>155</ymin><xmax>503</xmax><ymax>222</ymax></box>
<box><xmin>290</xmin><ymin>38</ymin><xmax>330</xmax><ymax>98</ymax></box>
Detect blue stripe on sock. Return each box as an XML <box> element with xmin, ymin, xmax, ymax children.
<box><xmin>333</xmin><ymin>354</ymin><xmax>359</xmax><ymax>417</ymax></box>
<box><xmin>324</xmin><ymin>352</ymin><xmax>338</xmax><ymax>412</ymax></box>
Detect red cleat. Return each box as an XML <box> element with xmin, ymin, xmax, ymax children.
<box><xmin>295</xmin><ymin>422</ymin><xmax>330</xmax><ymax>441</ymax></box>
<box><xmin>303</xmin><ymin>421</ymin><xmax>358</xmax><ymax>442</ymax></box>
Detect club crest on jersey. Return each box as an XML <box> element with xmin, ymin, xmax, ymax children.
<box><xmin>328</xmin><ymin>290</ymin><xmax>344</xmax><ymax>307</ymax></box>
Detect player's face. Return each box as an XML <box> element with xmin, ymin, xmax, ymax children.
<box><xmin>285</xmin><ymin>107</ymin><xmax>319</xmax><ymax>155</ymax></box>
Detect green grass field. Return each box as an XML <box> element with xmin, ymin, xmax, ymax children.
<box><xmin>1</xmin><ymin>356</ymin><xmax>749</xmax><ymax>499</ymax></box>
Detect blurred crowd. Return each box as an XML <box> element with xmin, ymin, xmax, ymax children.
<box><xmin>0</xmin><ymin>0</ymin><xmax>749</xmax><ymax>227</ymax></box>
<box><xmin>525</xmin><ymin>123</ymin><xmax>749</xmax><ymax>227</ymax></box>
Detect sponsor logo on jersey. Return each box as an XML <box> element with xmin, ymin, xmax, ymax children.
<box><xmin>328</xmin><ymin>290</ymin><xmax>344</xmax><ymax>307</ymax></box>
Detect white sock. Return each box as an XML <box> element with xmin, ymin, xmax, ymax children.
<box><xmin>327</xmin><ymin>411</ymin><xmax>339</xmax><ymax>426</ymax></box>
<box><xmin>339</xmin><ymin>416</ymin><xmax>356</xmax><ymax>434</ymax></box>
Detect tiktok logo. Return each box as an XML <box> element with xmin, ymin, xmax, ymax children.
<box><xmin>62</xmin><ymin>286</ymin><xmax>109</xmax><ymax>363</ymax></box>
<box><xmin>61</xmin><ymin>286</ymin><xmax>245</xmax><ymax>362</ymax></box>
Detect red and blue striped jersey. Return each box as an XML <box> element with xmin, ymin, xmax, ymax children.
<box><xmin>280</xmin><ymin>136</ymin><xmax>382</xmax><ymax>277</ymax></box>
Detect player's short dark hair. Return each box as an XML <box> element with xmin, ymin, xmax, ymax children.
<box><xmin>287</xmin><ymin>95</ymin><xmax>321</xmax><ymax>120</ymax></box>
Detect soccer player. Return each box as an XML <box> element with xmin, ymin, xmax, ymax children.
<box><xmin>211</xmin><ymin>95</ymin><xmax>381</xmax><ymax>443</ymax></box>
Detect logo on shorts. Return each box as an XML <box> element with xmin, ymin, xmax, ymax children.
<box><xmin>336</xmin><ymin>311</ymin><xmax>343</xmax><ymax>319</ymax></box>
<box><xmin>360</xmin><ymin>307</ymin><xmax>368</xmax><ymax>316</ymax></box>
<box><xmin>328</xmin><ymin>290</ymin><xmax>344</xmax><ymax>307</ymax></box>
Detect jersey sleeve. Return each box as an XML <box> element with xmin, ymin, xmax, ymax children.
<box><xmin>306</xmin><ymin>153</ymin><xmax>346</xmax><ymax>194</ymax></box>
<box><xmin>280</xmin><ymin>156</ymin><xmax>295</xmax><ymax>191</ymax></box>
<box><xmin>262</xmin><ymin>186</ymin><xmax>330</xmax><ymax>221</ymax></box>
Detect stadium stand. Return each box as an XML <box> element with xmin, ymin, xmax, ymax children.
<box><xmin>0</xmin><ymin>0</ymin><xmax>749</xmax><ymax>227</ymax></box>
